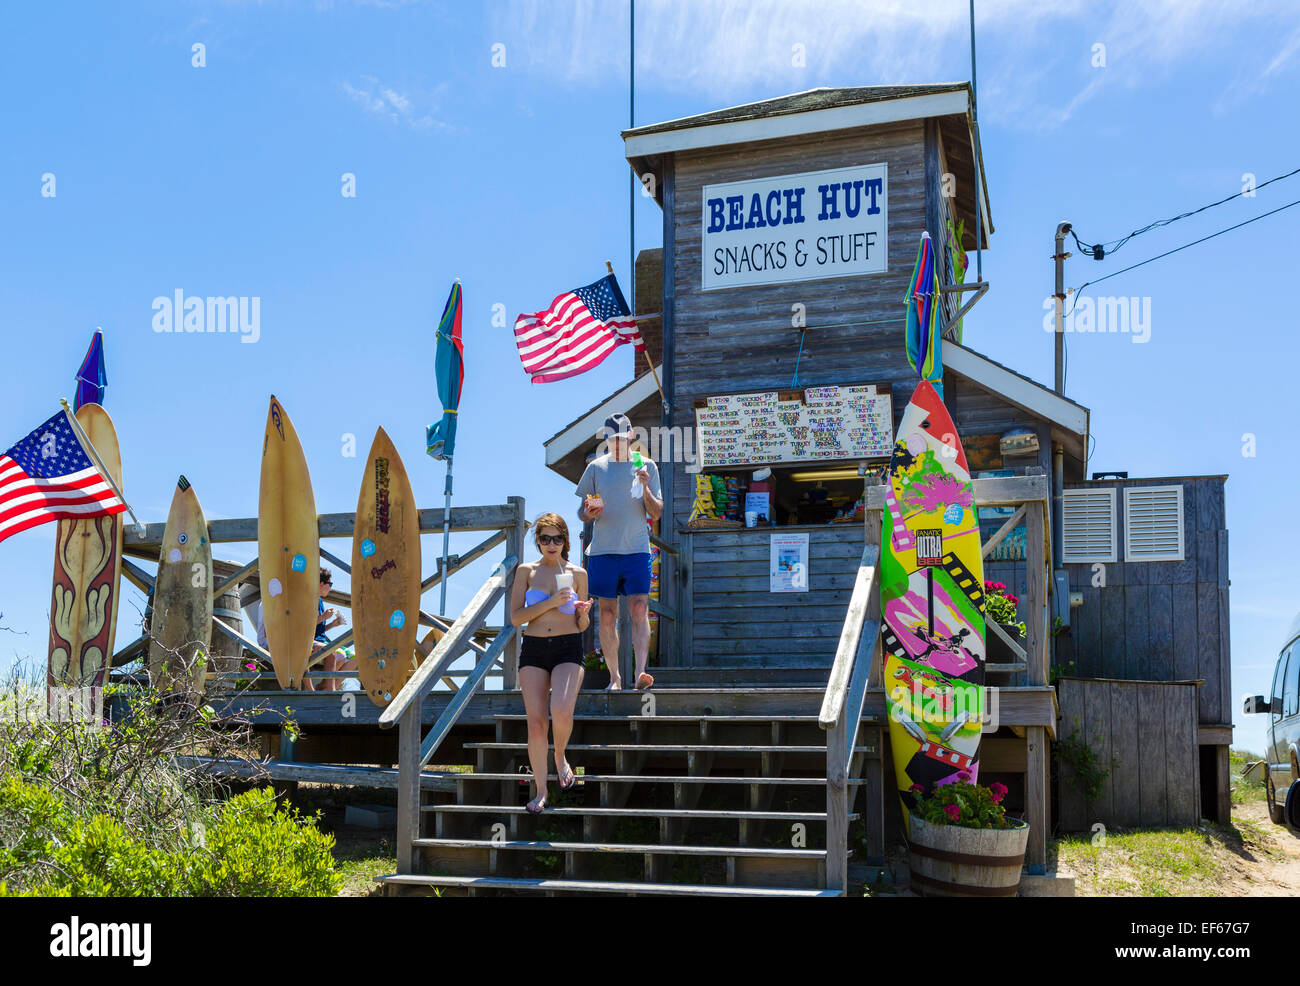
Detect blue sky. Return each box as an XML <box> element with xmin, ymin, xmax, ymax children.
<box><xmin>2</xmin><ymin>0</ymin><xmax>1298</xmax><ymax>753</ymax></box>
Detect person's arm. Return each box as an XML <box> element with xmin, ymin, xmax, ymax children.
<box><xmin>641</xmin><ymin>461</ymin><xmax>663</xmax><ymax>522</ymax></box>
<box><xmin>572</xmin><ymin>567</ymin><xmax>593</xmax><ymax>632</ymax></box>
<box><xmin>508</xmin><ymin>563</ymin><xmax>563</xmax><ymax>627</ymax></box>
<box><xmin>575</xmin><ymin>465</ymin><xmax>599</xmax><ymax>522</ymax></box>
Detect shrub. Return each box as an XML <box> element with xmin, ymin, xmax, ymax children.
<box><xmin>0</xmin><ymin>779</ymin><xmax>340</xmax><ymax>897</ymax></box>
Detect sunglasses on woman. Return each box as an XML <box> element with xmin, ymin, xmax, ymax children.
<box><xmin>537</xmin><ymin>534</ymin><xmax>564</xmax><ymax>546</ymax></box>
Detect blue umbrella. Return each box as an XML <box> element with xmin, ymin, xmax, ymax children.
<box><xmin>426</xmin><ymin>282</ymin><xmax>464</xmax><ymax>615</ymax></box>
<box><xmin>74</xmin><ymin>328</ymin><xmax>107</xmax><ymax>411</ymax></box>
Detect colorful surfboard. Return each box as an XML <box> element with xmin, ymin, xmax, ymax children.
<box><xmin>351</xmin><ymin>427</ymin><xmax>420</xmax><ymax>706</ymax></box>
<box><xmin>880</xmin><ymin>380</ymin><xmax>985</xmax><ymax>819</ymax></box>
<box><xmin>148</xmin><ymin>476</ymin><xmax>213</xmax><ymax>695</ymax></box>
<box><xmin>257</xmin><ymin>396</ymin><xmax>319</xmax><ymax>688</ymax></box>
<box><xmin>48</xmin><ymin>404</ymin><xmax>123</xmax><ymax>707</ymax></box>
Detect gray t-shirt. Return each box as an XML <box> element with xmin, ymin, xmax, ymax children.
<box><xmin>576</xmin><ymin>453</ymin><xmax>662</xmax><ymax>556</ymax></box>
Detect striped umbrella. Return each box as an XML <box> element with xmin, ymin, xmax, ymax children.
<box><xmin>905</xmin><ymin>231</ymin><xmax>943</xmax><ymax>399</ymax></box>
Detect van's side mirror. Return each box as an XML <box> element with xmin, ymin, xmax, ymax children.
<box><xmin>1244</xmin><ymin>695</ymin><xmax>1268</xmax><ymax>715</ymax></box>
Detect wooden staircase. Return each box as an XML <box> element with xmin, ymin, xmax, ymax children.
<box><xmin>376</xmin><ymin>689</ymin><xmax>878</xmax><ymax>897</ymax></box>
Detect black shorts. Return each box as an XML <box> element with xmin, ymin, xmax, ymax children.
<box><xmin>519</xmin><ymin>633</ymin><xmax>584</xmax><ymax>674</ymax></box>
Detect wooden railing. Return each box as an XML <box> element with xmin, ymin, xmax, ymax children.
<box><xmin>378</xmin><ymin>555</ymin><xmax>520</xmax><ymax>872</ymax></box>
<box><xmin>817</xmin><ymin>543</ymin><xmax>881</xmax><ymax>895</ymax></box>
<box><xmin>115</xmin><ymin>496</ymin><xmax>529</xmax><ymax>693</ymax></box>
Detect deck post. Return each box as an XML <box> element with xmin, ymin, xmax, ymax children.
<box><xmin>826</xmin><ymin>716</ymin><xmax>848</xmax><ymax>894</ymax></box>
<box><xmin>1024</xmin><ymin>500</ymin><xmax>1048</xmax><ymax>685</ymax></box>
<box><xmin>396</xmin><ymin>702</ymin><xmax>421</xmax><ymax>874</ymax></box>
<box><xmin>1025</xmin><ymin>724</ymin><xmax>1048</xmax><ymax>874</ymax></box>
<box><xmin>503</xmin><ymin>496</ymin><xmax>526</xmax><ymax>691</ymax></box>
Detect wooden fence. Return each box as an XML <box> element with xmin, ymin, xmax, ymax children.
<box><xmin>1056</xmin><ymin>676</ymin><xmax>1200</xmax><ymax>831</ymax></box>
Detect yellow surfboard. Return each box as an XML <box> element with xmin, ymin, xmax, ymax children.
<box><xmin>148</xmin><ymin>476</ymin><xmax>213</xmax><ymax>695</ymax></box>
<box><xmin>258</xmin><ymin>396</ymin><xmax>319</xmax><ymax>688</ymax></box>
<box><xmin>351</xmin><ymin>427</ymin><xmax>420</xmax><ymax>705</ymax></box>
<box><xmin>48</xmin><ymin>404</ymin><xmax>123</xmax><ymax>702</ymax></box>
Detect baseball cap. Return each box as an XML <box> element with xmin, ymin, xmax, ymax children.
<box><xmin>604</xmin><ymin>413</ymin><xmax>634</xmax><ymax>438</ymax></box>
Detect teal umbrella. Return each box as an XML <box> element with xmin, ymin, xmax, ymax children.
<box><xmin>426</xmin><ymin>282</ymin><xmax>463</xmax><ymax>614</ymax></box>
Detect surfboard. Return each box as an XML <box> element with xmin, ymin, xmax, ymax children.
<box><xmin>351</xmin><ymin>427</ymin><xmax>420</xmax><ymax>706</ymax></box>
<box><xmin>48</xmin><ymin>403</ymin><xmax>123</xmax><ymax>707</ymax></box>
<box><xmin>257</xmin><ymin>396</ymin><xmax>319</xmax><ymax>688</ymax></box>
<box><xmin>880</xmin><ymin>380</ymin><xmax>986</xmax><ymax>820</ymax></box>
<box><xmin>147</xmin><ymin>476</ymin><xmax>213</xmax><ymax>695</ymax></box>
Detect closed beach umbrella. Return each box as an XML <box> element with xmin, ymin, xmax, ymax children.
<box><xmin>905</xmin><ymin>232</ymin><xmax>943</xmax><ymax>398</ymax></box>
<box><xmin>74</xmin><ymin>328</ymin><xmax>107</xmax><ymax>411</ymax></box>
<box><xmin>426</xmin><ymin>281</ymin><xmax>463</xmax><ymax>461</ymax></box>
<box><xmin>426</xmin><ymin>281</ymin><xmax>464</xmax><ymax>614</ymax></box>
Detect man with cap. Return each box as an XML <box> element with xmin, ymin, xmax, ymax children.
<box><xmin>575</xmin><ymin>413</ymin><xmax>662</xmax><ymax>690</ymax></box>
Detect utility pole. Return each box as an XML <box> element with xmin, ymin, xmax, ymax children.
<box><xmin>1053</xmin><ymin>222</ymin><xmax>1072</xmax><ymax>395</ymax></box>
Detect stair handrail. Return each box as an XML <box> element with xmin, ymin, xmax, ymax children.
<box><xmin>818</xmin><ymin>541</ymin><xmax>881</xmax><ymax>894</ymax></box>
<box><xmin>382</xmin><ymin>554</ymin><xmax>519</xmax><ymax>872</ymax></box>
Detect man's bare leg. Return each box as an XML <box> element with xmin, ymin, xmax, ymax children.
<box><xmin>598</xmin><ymin>597</ymin><xmax>622</xmax><ymax>689</ymax></box>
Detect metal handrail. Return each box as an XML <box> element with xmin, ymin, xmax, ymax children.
<box><xmin>818</xmin><ymin>541</ymin><xmax>881</xmax><ymax>895</ymax></box>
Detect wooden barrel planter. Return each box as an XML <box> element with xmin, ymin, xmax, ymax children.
<box><xmin>906</xmin><ymin>813</ymin><xmax>1030</xmax><ymax>897</ymax></box>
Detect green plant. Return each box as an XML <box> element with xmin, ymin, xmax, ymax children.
<box><xmin>0</xmin><ymin>778</ymin><xmax>340</xmax><ymax>897</ymax></box>
<box><xmin>1049</xmin><ymin>659</ymin><xmax>1076</xmax><ymax>686</ymax></box>
<box><xmin>983</xmin><ymin>581</ymin><xmax>1026</xmax><ymax>637</ymax></box>
<box><xmin>583</xmin><ymin>650</ymin><xmax>605</xmax><ymax>672</ymax></box>
<box><xmin>910</xmin><ymin>778</ymin><xmax>1015</xmax><ymax>830</ymax></box>
<box><xmin>1055</xmin><ymin>729</ymin><xmax>1112</xmax><ymax>805</ymax></box>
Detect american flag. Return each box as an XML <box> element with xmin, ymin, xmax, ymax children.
<box><xmin>0</xmin><ymin>410</ymin><xmax>126</xmax><ymax>544</ymax></box>
<box><xmin>514</xmin><ymin>273</ymin><xmax>644</xmax><ymax>383</ymax></box>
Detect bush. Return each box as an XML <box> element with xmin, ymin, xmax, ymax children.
<box><xmin>192</xmin><ymin>788</ymin><xmax>340</xmax><ymax>897</ymax></box>
<box><xmin>0</xmin><ymin>778</ymin><xmax>340</xmax><ymax>897</ymax></box>
<box><xmin>911</xmin><ymin>778</ymin><xmax>1016</xmax><ymax>830</ymax></box>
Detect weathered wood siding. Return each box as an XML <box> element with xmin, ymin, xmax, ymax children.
<box><xmin>681</xmin><ymin>527</ymin><xmax>862</xmax><ymax>668</ymax></box>
<box><xmin>1056</xmin><ymin>677</ymin><xmax>1201</xmax><ymax>831</ymax></box>
<box><xmin>1055</xmin><ymin>477</ymin><xmax>1230</xmax><ymax>726</ymax></box>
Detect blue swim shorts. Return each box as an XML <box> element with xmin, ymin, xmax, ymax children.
<box><xmin>587</xmin><ymin>552</ymin><xmax>652</xmax><ymax>598</ymax></box>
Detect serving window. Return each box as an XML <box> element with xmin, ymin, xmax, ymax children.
<box><xmin>687</xmin><ymin>462</ymin><xmax>886</xmax><ymax>529</ymax></box>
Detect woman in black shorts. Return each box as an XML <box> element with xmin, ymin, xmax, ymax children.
<box><xmin>509</xmin><ymin>512</ymin><xmax>592</xmax><ymax>813</ymax></box>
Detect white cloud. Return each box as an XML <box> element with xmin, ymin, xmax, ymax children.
<box><xmin>492</xmin><ymin>0</ymin><xmax>1300</xmax><ymax>132</ymax></box>
<box><xmin>340</xmin><ymin>75</ymin><xmax>448</xmax><ymax>130</ymax></box>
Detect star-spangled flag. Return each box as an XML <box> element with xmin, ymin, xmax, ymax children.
<box><xmin>0</xmin><ymin>410</ymin><xmax>125</xmax><ymax>544</ymax></box>
<box><xmin>513</xmin><ymin>273</ymin><xmax>644</xmax><ymax>383</ymax></box>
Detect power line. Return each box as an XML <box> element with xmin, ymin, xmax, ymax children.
<box><xmin>1070</xmin><ymin>165</ymin><xmax>1300</xmax><ymax>260</ymax></box>
<box><xmin>1064</xmin><ymin>196</ymin><xmax>1300</xmax><ymax>315</ymax></box>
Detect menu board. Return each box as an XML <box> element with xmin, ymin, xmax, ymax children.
<box><xmin>694</xmin><ymin>384</ymin><xmax>893</xmax><ymax>468</ymax></box>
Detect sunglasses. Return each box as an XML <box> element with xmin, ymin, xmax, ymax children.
<box><xmin>537</xmin><ymin>534</ymin><xmax>565</xmax><ymax>546</ymax></box>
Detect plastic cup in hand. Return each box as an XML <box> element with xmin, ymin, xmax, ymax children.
<box><xmin>555</xmin><ymin>572</ymin><xmax>576</xmax><ymax>614</ymax></box>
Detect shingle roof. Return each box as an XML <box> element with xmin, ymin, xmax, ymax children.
<box><xmin>621</xmin><ymin>83</ymin><xmax>970</xmax><ymax>139</ymax></box>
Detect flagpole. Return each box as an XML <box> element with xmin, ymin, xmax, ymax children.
<box><xmin>440</xmin><ymin>454</ymin><xmax>453</xmax><ymax>616</ymax></box>
<box><xmin>59</xmin><ymin>398</ymin><xmax>141</xmax><ymax>530</ymax></box>
<box><xmin>605</xmin><ymin>260</ymin><xmax>667</xmax><ymax>411</ymax></box>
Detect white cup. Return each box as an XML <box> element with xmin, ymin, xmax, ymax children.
<box><xmin>555</xmin><ymin>572</ymin><xmax>575</xmax><ymax>612</ymax></box>
<box><xmin>745</xmin><ymin>511</ymin><xmax>758</xmax><ymax>528</ymax></box>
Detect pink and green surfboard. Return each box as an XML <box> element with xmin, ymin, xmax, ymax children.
<box><xmin>880</xmin><ymin>380</ymin><xmax>986</xmax><ymax>818</ymax></box>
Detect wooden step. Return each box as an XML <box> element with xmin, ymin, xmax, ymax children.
<box><xmin>492</xmin><ymin>713</ymin><xmax>871</xmax><ymax>723</ymax></box>
<box><xmin>464</xmin><ymin>742</ymin><xmax>872</xmax><ymax>754</ymax></box>
<box><xmin>412</xmin><ymin>837</ymin><xmax>827</xmax><ymax>858</ymax></box>
<box><xmin>376</xmin><ymin>873</ymin><xmax>840</xmax><ymax>897</ymax></box>
<box><xmin>453</xmin><ymin>772</ymin><xmax>832</xmax><ymax>786</ymax></box>
<box><xmin>425</xmin><ymin>804</ymin><xmax>857</xmax><ymax>822</ymax></box>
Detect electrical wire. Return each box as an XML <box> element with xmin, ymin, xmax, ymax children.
<box><xmin>1064</xmin><ymin>196</ymin><xmax>1300</xmax><ymax>315</ymax></box>
<box><xmin>1070</xmin><ymin>164</ymin><xmax>1300</xmax><ymax>260</ymax></box>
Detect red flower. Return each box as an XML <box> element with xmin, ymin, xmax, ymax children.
<box><xmin>909</xmin><ymin>784</ymin><xmax>924</xmax><ymax>794</ymax></box>
<box><xmin>944</xmin><ymin>804</ymin><xmax>961</xmax><ymax>822</ymax></box>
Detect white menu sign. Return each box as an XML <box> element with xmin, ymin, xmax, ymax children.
<box><xmin>694</xmin><ymin>385</ymin><xmax>893</xmax><ymax>469</ymax></box>
<box><xmin>701</xmin><ymin>163</ymin><xmax>889</xmax><ymax>290</ymax></box>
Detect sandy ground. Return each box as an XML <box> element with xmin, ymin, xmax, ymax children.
<box><xmin>1222</xmin><ymin>801</ymin><xmax>1300</xmax><ymax>897</ymax></box>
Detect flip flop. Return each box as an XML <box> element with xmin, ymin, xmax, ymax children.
<box><xmin>636</xmin><ymin>672</ymin><xmax>655</xmax><ymax>691</ymax></box>
<box><xmin>526</xmin><ymin>797</ymin><xmax>546</xmax><ymax>815</ymax></box>
<box><xmin>558</xmin><ymin>766</ymin><xmax>578</xmax><ymax>792</ymax></box>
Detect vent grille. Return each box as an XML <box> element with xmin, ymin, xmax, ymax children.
<box><xmin>1061</xmin><ymin>488</ymin><xmax>1117</xmax><ymax>563</ymax></box>
<box><xmin>1124</xmin><ymin>486</ymin><xmax>1185</xmax><ymax>562</ymax></box>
